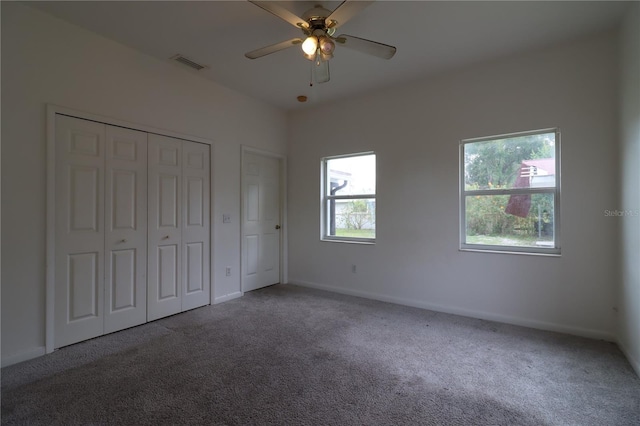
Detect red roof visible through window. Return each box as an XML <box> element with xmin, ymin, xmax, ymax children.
<box><xmin>505</xmin><ymin>158</ymin><xmax>555</xmax><ymax>218</ymax></box>
<box><xmin>522</xmin><ymin>158</ymin><xmax>555</xmax><ymax>176</ymax></box>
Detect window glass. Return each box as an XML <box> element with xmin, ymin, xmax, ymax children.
<box><xmin>464</xmin><ymin>134</ymin><xmax>556</xmax><ymax>191</ymax></box>
<box><xmin>327</xmin><ymin>155</ymin><xmax>376</xmax><ymax>196</ymax></box>
<box><xmin>465</xmin><ymin>193</ymin><xmax>555</xmax><ymax>248</ymax></box>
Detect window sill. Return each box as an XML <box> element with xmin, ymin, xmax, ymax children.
<box><xmin>321</xmin><ymin>237</ymin><xmax>376</xmax><ymax>245</ymax></box>
<box><xmin>459</xmin><ymin>246</ymin><xmax>561</xmax><ymax>257</ymax></box>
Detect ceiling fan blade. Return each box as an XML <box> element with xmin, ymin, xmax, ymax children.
<box><xmin>315</xmin><ymin>59</ymin><xmax>330</xmax><ymax>84</ymax></box>
<box><xmin>325</xmin><ymin>1</ymin><xmax>374</xmax><ymax>29</ymax></box>
<box><xmin>335</xmin><ymin>34</ymin><xmax>396</xmax><ymax>59</ymax></box>
<box><xmin>249</xmin><ymin>1</ymin><xmax>309</xmax><ymax>29</ymax></box>
<box><xmin>245</xmin><ymin>38</ymin><xmax>303</xmax><ymax>59</ymax></box>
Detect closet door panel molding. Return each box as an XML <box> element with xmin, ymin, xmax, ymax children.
<box><xmin>104</xmin><ymin>125</ymin><xmax>148</xmax><ymax>334</ymax></box>
<box><xmin>54</xmin><ymin>115</ymin><xmax>106</xmax><ymax>348</ymax></box>
<box><xmin>182</xmin><ymin>141</ymin><xmax>210</xmax><ymax>310</ymax></box>
<box><xmin>147</xmin><ymin>134</ymin><xmax>183</xmax><ymax>321</ymax></box>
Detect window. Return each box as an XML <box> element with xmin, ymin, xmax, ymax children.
<box><xmin>460</xmin><ymin>129</ymin><xmax>560</xmax><ymax>254</ymax></box>
<box><xmin>322</xmin><ymin>152</ymin><xmax>376</xmax><ymax>242</ymax></box>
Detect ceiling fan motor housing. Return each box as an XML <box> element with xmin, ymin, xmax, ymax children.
<box><xmin>302</xmin><ymin>6</ymin><xmax>334</xmax><ymax>32</ymax></box>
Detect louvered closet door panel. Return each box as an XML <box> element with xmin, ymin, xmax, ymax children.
<box><xmin>104</xmin><ymin>125</ymin><xmax>148</xmax><ymax>333</ymax></box>
<box><xmin>54</xmin><ymin>115</ymin><xmax>106</xmax><ymax>348</ymax></box>
<box><xmin>147</xmin><ymin>134</ymin><xmax>182</xmax><ymax>321</ymax></box>
<box><xmin>181</xmin><ymin>141</ymin><xmax>210</xmax><ymax>310</ymax></box>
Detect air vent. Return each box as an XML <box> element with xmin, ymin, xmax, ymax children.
<box><xmin>170</xmin><ymin>54</ymin><xmax>207</xmax><ymax>71</ymax></box>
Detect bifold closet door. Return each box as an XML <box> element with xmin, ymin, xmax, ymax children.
<box><xmin>148</xmin><ymin>134</ymin><xmax>183</xmax><ymax>321</ymax></box>
<box><xmin>54</xmin><ymin>115</ymin><xmax>211</xmax><ymax>346</ymax></box>
<box><xmin>104</xmin><ymin>125</ymin><xmax>148</xmax><ymax>333</ymax></box>
<box><xmin>147</xmin><ymin>135</ymin><xmax>210</xmax><ymax>320</ymax></box>
<box><xmin>181</xmin><ymin>141</ymin><xmax>210</xmax><ymax>311</ymax></box>
<box><xmin>54</xmin><ymin>115</ymin><xmax>106</xmax><ymax>348</ymax></box>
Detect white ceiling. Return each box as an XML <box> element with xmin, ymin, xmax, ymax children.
<box><xmin>29</xmin><ymin>1</ymin><xmax>629</xmax><ymax>111</ymax></box>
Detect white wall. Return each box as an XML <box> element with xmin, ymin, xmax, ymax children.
<box><xmin>288</xmin><ymin>31</ymin><xmax>620</xmax><ymax>340</ymax></box>
<box><xmin>1</xmin><ymin>3</ymin><xmax>287</xmax><ymax>365</ymax></box>
<box><xmin>618</xmin><ymin>2</ymin><xmax>640</xmax><ymax>375</ymax></box>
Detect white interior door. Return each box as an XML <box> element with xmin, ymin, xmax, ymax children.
<box><xmin>104</xmin><ymin>125</ymin><xmax>147</xmax><ymax>333</ymax></box>
<box><xmin>54</xmin><ymin>115</ymin><xmax>105</xmax><ymax>348</ymax></box>
<box><xmin>147</xmin><ymin>134</ymin><xmax>182</xmax><ymax>321</ymax></box>
<box><xmin>181</xmin><ymin>141</ymin><xmax>210</xmax><ymax>310</ymax></box>
<box><xmin>242</xmin><ymin>151</ymin><xmax>281</xmax><ymax>292</ymax></box>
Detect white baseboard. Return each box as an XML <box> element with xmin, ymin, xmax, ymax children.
<box><xmin>617</xmin><ymin>339</ymin><xmax>640</xmax><ymax>377</ymax></box>
<box><xmin>291</xmin><ymin>280</ymin><xmax>617</xmax><ymax>342</ymax></box>
<box><xmin>214</xmin><ymin>291</ymin><xmax>243</xmax><ymax>304</ymax></box>
<box><xmin>1</xmin><ymin>346</ymin><xmax>46</xmax><ymax>368</ymax></box>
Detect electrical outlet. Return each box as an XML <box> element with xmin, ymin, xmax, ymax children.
<box><xmin>225</xmin><ymin>267</ymin><xmax>231</xmax><ymax>276</ymax></box>
<box><xmin>223</xmin><ymin>214</ymin><xmax>231</xmax><ymax>224</ymax></box>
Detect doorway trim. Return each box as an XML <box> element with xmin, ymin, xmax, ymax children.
<box><xmin>45</xmin><ymin>104</ymin><xmax>215</xmax><ymax>354</ymax></box>
<box><xmin>240</xmin><ymin>145</ymin><xmax>288</xmax><ymax>293</ymax></box>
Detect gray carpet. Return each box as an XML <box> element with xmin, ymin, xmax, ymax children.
<box><xmin>2</xmin><ymin>284</ymin><xmax>639</xmax><ymax>425</ymax></box>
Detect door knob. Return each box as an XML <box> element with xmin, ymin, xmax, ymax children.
<box><xmin>120</xmin><ymin>239</ymin><xmax>127</xmax><ymax>243</ymax></box>
<box><xmin>162</xmin><ymin>235</ymin><xmax>170</xmax><ymax>240</ymax></box>
<box><xmin>275</xmin><ymin>225</ymin><xmax>281</xmax><ymax>230</ymax></box>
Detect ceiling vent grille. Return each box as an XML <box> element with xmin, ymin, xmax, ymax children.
<box><xmin>170</xmin><ymin>54</ymin><xmax>207</xmax><ymax>71</ymax></box>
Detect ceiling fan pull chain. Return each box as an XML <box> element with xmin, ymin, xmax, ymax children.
<box><xmin>309</xmin><ymin>55</ymin><xmax>314</xmax><ymax>87</ymax></box>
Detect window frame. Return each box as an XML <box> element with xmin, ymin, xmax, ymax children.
<box><xmin>459</xmin><ymin>128</ymin><xmax>561</xmax><ymax>255</ymax></box>
<box><xmin>321</xmin><ymin>152</ymin><xmax>376</xmax><ymax>244</ymax></box>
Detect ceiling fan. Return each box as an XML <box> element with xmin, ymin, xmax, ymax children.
<box><xmin>245</xmin><ymin>0</ymin><xmax>396</xmax><ymax>84</ymax></box>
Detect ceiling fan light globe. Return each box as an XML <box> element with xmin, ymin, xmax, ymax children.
<box><xmin>301</xmin><ymin>36</ymin><xmax>318</xmax><ymax>55</ymax></box>
<box><xmin>319</xmin><ymin>37</ymin><xmax>335</xmax><ymax>55</ymax></box>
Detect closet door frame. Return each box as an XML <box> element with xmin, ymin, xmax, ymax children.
<box><xmin>45</xmin><ymin>104</ymin><xmax>215</xmax><ymax>354</ymax></box>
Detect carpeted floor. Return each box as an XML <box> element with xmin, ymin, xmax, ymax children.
<box><xmin>2</xmin><ymin>284</ymin><xmax>639</xmax><ymax>425</ymax></box>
